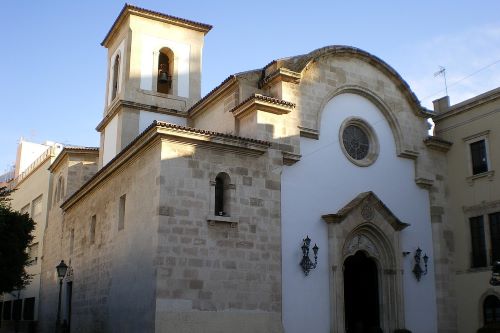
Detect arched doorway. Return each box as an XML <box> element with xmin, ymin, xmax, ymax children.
<box><xmin>344</xmin><ymin>251</ymin><xmax>381</xmax><ymax>333</ymax></box>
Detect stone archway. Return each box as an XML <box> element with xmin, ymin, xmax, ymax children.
<box><xmin>322</xmin><ymin>191</ymin><xmax>408</xmax><ymax>333</ymax></box>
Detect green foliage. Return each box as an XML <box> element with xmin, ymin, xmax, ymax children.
<box><xmin>0</xmin><ymin>186</ymin><xmax>35</xmax><ymax>294</ymax></box>
<box><xmin>0</xmin><ymin>185</ymin><xmax>12</xmax><ymax>208</ymax></box>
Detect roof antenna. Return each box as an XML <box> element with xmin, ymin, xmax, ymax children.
<box><xmin>434</xmin><ymin>66</ymin><xmax>448</xmax><ymax>96</ymax></box>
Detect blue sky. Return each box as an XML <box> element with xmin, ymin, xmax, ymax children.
<box><xmin>1</xmin><ymin>1</ymin><xmax>500</xmax><ymax>172</ymax></box>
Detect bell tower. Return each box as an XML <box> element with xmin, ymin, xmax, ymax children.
<box><xmin>97</xmin><ymin>4</ymin><xmax>211</xmax><ymax>167</ymax></box>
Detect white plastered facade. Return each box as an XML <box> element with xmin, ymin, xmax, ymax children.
<box><xmin>282</xmin><ymin>93</ymin><xmax>437</xmax><ymax>333</ymax></box>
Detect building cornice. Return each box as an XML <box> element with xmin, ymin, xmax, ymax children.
<box><xmin>102</xmin><ymin>4</ymin><xmax>212</xmax><ymax>47</ymax></box>
<box><xmin>96</xmin><ymin>99</ymin><xmax>188</xmax><ymax>131</ymax></box>
<box><xmin>423</xmin><ymin>136</ymin><xmax>453</xmax><ymax>152</ymax></box>
<box><xmin>231</xmin><ymin>94</ymin><xmax>295</xmax><ymax>119</ymax></box>
<box><xmin>321</xmin><ymin>191</ymin><xmax>409</xmax><ymax>231</ymax></box>
<box><xmin>433</xmin><ymin>87</ymin><xmax>500</xmax><ymax>122</ymax></box>
<box><xmin>260</xmin><ymin>68</ymin><xmax>301</xmax><ymax>89</ymax></box>
<box><xmin>49</xmin><ymin>147</ymin><xmax>99</xmax><ymax>173</ymax></box>
<box><xmin>62</xmin><ymin>121</ymin><xmax>270</xmax><ymax>211</ymax></box>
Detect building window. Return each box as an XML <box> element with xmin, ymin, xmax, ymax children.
<box><xmin>23</xmin><ymin>297</ymin><xmax>35</xmax><ymax>321</ymax></box>
<box><xmin>157</xmin><ymin>48</ymin><xmax>173</xmax><ymax>94</ymax></box>
<box><xmin>470</xmin><ymin>215</ymin><xmax>487</xmax><ymax>268</ymax></box>
<box><xmin>111</xmin><ymin>54</ymin><xmax>120</xmax><ymax>101</ymax></box>
<box><xmin>484</xmin><ymin>295</ymin><xmax>500</xmax><ymax>326</ymax></box>
<box><xmin>118</xmin><ymin>194</ymin><xmax>126</xmax><ymax>230</ymax></box>
<box><xmin>20</xmin><ymin>204</ymin><xmax>30</xmax><ymax>216</ymax></box>
<box><xmin>12</xmin><ymin>299</ymin><xmax>22</xmax><ymax>321</ymax></box>
<box><xmin>214</xmin><ymin>173</ymin><xmax>231</xmax><ymax>216</ymax></box>
<box><xmin>470</xmin><ymin>139</ymin><xmax>488</xmax><ymax>175</ymax></box>
<box><xmin>90</xmin><ymin>215</ymin><xmax>96</xmax><ymax>244</ymax></box>
<box><xmin>32</xmin><ymin>195</ymin><xmax>43</xmax><ymax>217</ymax></box>
<box><xmin>3</xmin><ymin>300</ymin><xmax>11</xmax><ymax>320</ymax></box>
<box><xmin>339</xmin><ymin>117</ymin><xmax>379</xmax><ymax>167</ymax></box>
<box><xmin>69</xmin><ymin>229</ymin><xmax>75</xmax><ymax>255</ymax></box>
<box><xmin>490</xmin><ymin>213</ymin><xmax>500</xmax><ymax>264</ymax></box>
<box><xmin>54</xmin><ymin>176</ymin><xmax>65</xmax><ymax>204</ymax></box>
<box><xmin>27</xmin><ymin>242</ymin><xmax>39</xmax><ymax>266</ymax></box>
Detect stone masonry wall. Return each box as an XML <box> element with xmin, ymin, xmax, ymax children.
<box><xmin>154</xmin><ymin>140</ymin><xmax>283</xmax><ymax>333</ymax></box>
<box><xmin>39</xmin><ymin>145</ymin><xmax>160</xmax><ymax>333</ymax></box>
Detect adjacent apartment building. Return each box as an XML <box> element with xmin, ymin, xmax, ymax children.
<box><xmin>433</xmin><ymin>90</ymin><xmax>500</xmax><ymax>332</ymax></box>
<box><xmin>0</xmin><ymin>140</ymin><xmax>63</xmax><ymax>332</ymax></box>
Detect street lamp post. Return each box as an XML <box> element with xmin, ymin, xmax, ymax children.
<box><xmin>55</xmin><ymin>260</ymin><xmax>68</xmax><ymax>332</ymax></box>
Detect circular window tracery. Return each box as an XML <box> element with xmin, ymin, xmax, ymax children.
<box><xmin>339</xmin><ymin>117</ymin><xmax>379</xmax><ymax>167</ymax></box>
<box><xmin>343</xmin><ymin>125</ymin><xmax>370</xmax><ymax>160</ymax></box>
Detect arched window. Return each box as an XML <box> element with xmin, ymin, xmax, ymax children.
<box><xmin>111</xmin><ymin>54</ymin><xmax>120</xmax><ymax>101</ymax></box>
<box><xmin>157</xmin><ymin>48</ymin><xmax>173</xmax><ymax>94</ymax></box>
<box><xmin>484</xmin><ymin>295</ymin><xmax>500</xmax><ymax>326</ymax></box>
<box><xmin>214</xmin><ymin>172</ymin><xmax>231</xmax><ymax>216</ymax></box>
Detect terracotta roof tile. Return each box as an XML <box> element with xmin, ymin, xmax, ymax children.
<box><xmin>63</xmin><ymin>145</ymin><xmax>99</xmax><ymax>151</ymax></box>
<box><xmin>187</xmin><ymin>75</ymin><xmax>237</xmax><ymax>114</ymax></box>
<box><xmin>229</xmin><ymin>94</ymin><xmax>295</xmax><ymax>114</ymax></box>
<box><xmin>153</xmin><ymin>120</ymin><xmax>271</xmax><ymax>146</ymax></box>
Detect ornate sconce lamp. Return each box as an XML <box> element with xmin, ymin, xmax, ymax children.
<box><xmin>300</xmin><ymin>236</ymin><xmax>319</xmax><ymax>276</ymax></box>
<box><xmin>55</xmin><ymin>260</ymin><xmax>68</xmax><ymax>331</ymax></box>
<box><xmin>490</xmin><ymin>261</ymin><xmax>500</xmax><ymax>286</ymax></box>
<box><xmin>412</xmin><ymin>247</ymin><xmax>429</xmax><ymax>281</ymax></box>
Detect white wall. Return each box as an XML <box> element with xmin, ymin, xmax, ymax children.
<box><xmin>138</xmin><ymin>110</ymin><xmax>187</xmax><ymax>133</ymax></box>
<box><xmin>15</xmin><ymin>141</ymin><xmax>50</xmax><ymax>176</ymax></box>
<box><xmin>103</xmin><ymin>116</ymin><xmax>118</xmax><ymax>166</ymax></box>
<box><xmin>281</xmin><ymin>93</ymin><xmax>437</xmax><ymax>333</ymax></box>
<box><xmin>140</xmin><ymin>35</ymin><xmax>190</xmax><ymax>98</ymax></box>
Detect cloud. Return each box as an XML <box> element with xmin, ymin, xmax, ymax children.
<box><xmin>397</xmin><ymin>25</ymin><xmax>500</xmax><ymax>109</ymax></box>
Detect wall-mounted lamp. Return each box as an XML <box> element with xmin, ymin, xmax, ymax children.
<box><xmin>412</xmin><ymin>247</ymin><xmax>429</xmax><ymax>282</ymax></box>
<box><xmin>300</xmin><ymin>236</ymin><xmax>319</xmax><ymax>276</ymax></box>
<box><xmin>490</xmin><ymin>261</ymin><xmax>500</xmax><ymax>286</ymax></box>
<box><xmin>55</xmin><ymin>260</ymin><xmax>68</xmax><ymax>330</ymax></box>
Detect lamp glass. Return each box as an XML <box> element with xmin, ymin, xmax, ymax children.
<box><xmin>56</xmin><ymin>260</ymin><xmax>68</xmax><ymax>279</ymax></box>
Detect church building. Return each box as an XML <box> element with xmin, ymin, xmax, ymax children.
<box><xmin>32</xmin><ymin>4</ymin><xmax>460</xmax><ymax>333</ymax></box>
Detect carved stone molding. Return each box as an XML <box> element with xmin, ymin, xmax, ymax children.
<box><xmin>343</xmin><ymin>234</ymin><xmax>380</xmax><ymax>259</ymax></box>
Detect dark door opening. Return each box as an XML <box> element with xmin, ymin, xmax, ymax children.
<box><xmin>344</xmin><ymin>251</ymin><xmax>381</xmax><ymax>333</ymax></box>
<box><xmin>65</xmin><ymin>281</ymin><xmax>73</xmax><ymax>332</ymax></box>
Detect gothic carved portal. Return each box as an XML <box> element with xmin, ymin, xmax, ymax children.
<box><xmin>322</xmin><ymin>191</ymin><xmax>409</xmax><ymax>333</ymax></box>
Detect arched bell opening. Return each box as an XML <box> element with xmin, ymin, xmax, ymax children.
<box><xmin>157</xmin><ymin>47</ymin><xmax>174</xmax><ymax>94</ymax></box>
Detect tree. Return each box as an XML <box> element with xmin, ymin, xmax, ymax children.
<box><xmin>0</xmin><ymin>186</ymin><xmax>35</xmax><ymax>294</ymax></box>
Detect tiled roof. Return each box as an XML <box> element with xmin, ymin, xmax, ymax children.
<box><xmin>247</xmin><ymin>94</ymin><xmax>295</xmax><ymax>108</ymax></box>
<box><xmin>260</xmin><ymin>45</ymin><xmax>425</xmax><ymax>115</ymax></box>
<box><xmin>102</xmin><ymin>4</ymin><xmax>212</xmax><ymax>46</ymax></box>
<box><xmin>62</xmin><ymin>120</ymin><xmax>270</xmax><ymax>210</ymax></box>
<box><xmin>188</xmin><ymin>75</ymin><xmax>237</xmax><ymax>114</ymax></box>
<box><xmin>63</xmin><ymin>145</ymin><xmax>99</xmax><ymax>151</ymax></box>
<box><xmin>153</xmin><ymin>121</ymin><xmax>271</xmax><ymax>146</ymax></box>
<box><xmin>229</xmin><ymin>94</ymin><xmax>295</xmax><ymax>114</ymax></box>
<box><xmin>49</xmin><ymin>145</ymin><xmax>99</xmax><ymax>172</ymax></box>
